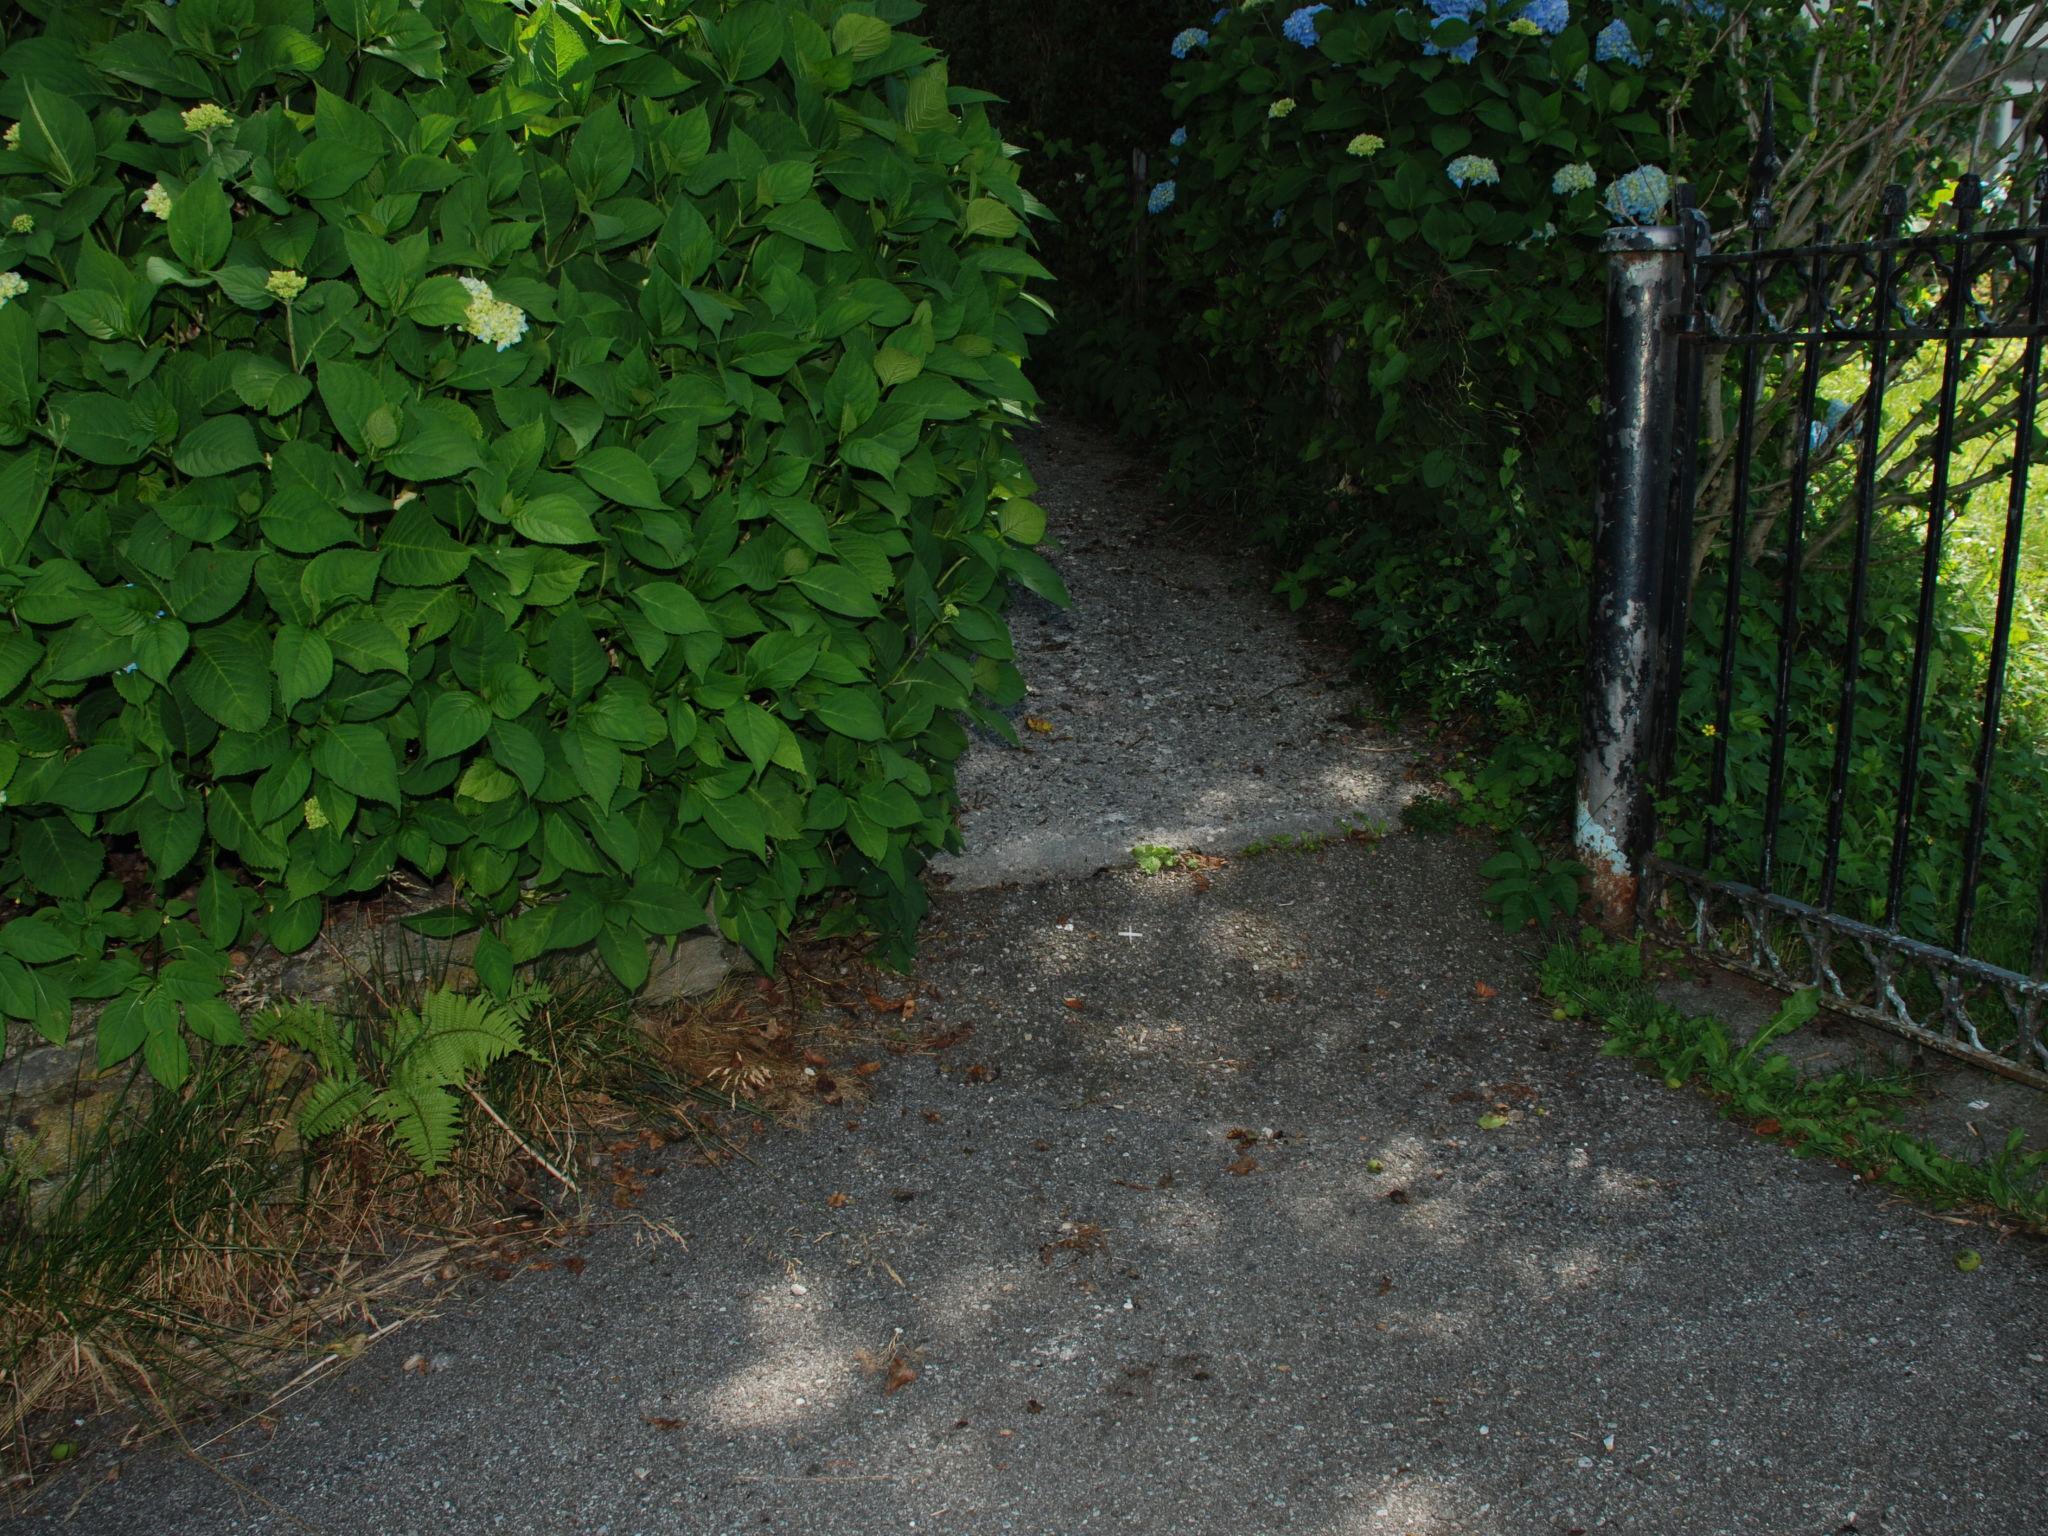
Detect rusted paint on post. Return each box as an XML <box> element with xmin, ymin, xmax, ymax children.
<box><xmin>1579</xmin><ymin>225</ymin><xmax>1689</xmax><ymax>929</ymax></box>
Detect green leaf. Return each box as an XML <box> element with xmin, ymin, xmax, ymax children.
<box><xmin>762</xmin><ymin>198</ymin><xmax>849</xmax><ymax>251</ymax></box>
<box><xmin>379</xmin><ymin>504</ymin><xmax>471</xmax><ymax>585</ymax></box>
<box><xmin>513</xmin><ymin>494</ymin><xmax>600</xmax><ymax>545</ymax></box>
<box><xmin>20</xmin><ymin>82</ymin><xmax>97</xmax><ymax>190</ymax></box>
<box><xmin>701</xmin><ymin>791</ymin><xmax>767</xmax><ymax>856</ymax></box>
<box><xmin>791</xmin><ymin>563</ymin><xmax>881</xmax><ymax>617</ymax></box>
<box><xmin>632</xmin><ymin>581</ymin><xmax>716</xmax><ymax>634</ymax></box>
<box><xmin>756</xmin><ymin>160</ymin><xmax>815</xmax><ymax>207</ymax></box>
<box><xmin>233</xmin><ymin>354</ymin><xmax>313</xmax><ymax>415</ymax></box>
<box><xmin>383</xmin><ymin>407</ymin><xmax>481</xmax><ymax>481</ymax></box>
<box><xmin>904</xmin><ymin>63</ymin><xmax>951</xmax><ymax>133</ymax></box>
<box><xmin>961</xmin><ymin>198</ymin><xmax>1020</xmax><ymax>240</ymax></box>
<box><xmin>49</xmin><ymin>744</ymin><xmax>148</xmax><ymax>813</ymax></box>
<box><xmin>723</xmin><ymin>701</ymin><xmax>784</xmax><ymax>775</ymax></box>
<box><xmin>17</xmin><ymin>816</ymin><xmax>103</xmax><ymax>899</ymax></box>
<box><xmin>0</xmin><ymin>957</ymin><xmax>70</xmax><ymax>1044</ymax></box>
<box><xmin>0</xmin><ymin>916</ymin><xmax>77</xmax><ymax>965</ymax></box>
<box><xmin>546</xmin><ymin>604</ymin><xmax>610</xmax><ymax>703</ymax></box>
<box><xmin>808</xmin><ymin>686</ymin><xmax>886</xmax><ymax>741</ymax></box>
<box><xmin>174</xmin><ymin>414</ymin><xmax>263</xmax><ymax>477</ymax></box>
<box><xmin>265</xmin><ymin>897</ymin><xmax>324</xmax><ymax>954</ymax></box>
<box><xmin>422</xmin><ymin>690</ymin><xmax>492</xmax><ymax>761</ymax></box>
<box><xmin>316</xmin><ymin>361</ymin><xmax>385</xmax><ymax>457</ymax></box>
<box><xmin>168</xmin><ymin>175</ymin><xmax>233</xmax><ymax>271</ymax></box>
<box><xmin>133</xmin><ymin>618</ymin><xmax>190</xmax><ymax>684</ymax></box>
<box><xmin>998</xmin><ymin>498</ymin><xmax>1047</xmax><ymax>545</ymax></box>
<box><xmin>196</xmin><ymin>865</ymin><xmax>244</xmax><ymax>946</ymax></box>
<box><xmin>311</xmin><ymin>723</ymin><xmax>400</xmax><ymax>805</ymax></box>
<box><xmin>274</xmin><ymin>625</ymin><xmax>334</xmax><ymax>709</ymax></box>
<box><xmin>343</xmin><ymin>228</ymin><xmax>412</xmax><ymax>311</ymax></box>
<box><xmin>143</xmin><ymin>994</ymin><xmax>193</xmax><ymax>1088</ymax></box>
<box><xmin>576</xmin><ymin>447</ymin><xmax>665</xmax><ymax>510</ymax></box>
<box><xmin>561</xmin><ymin>728</ymin><xmax>622</xmax><ymax>813</ymax></box>
<box><xmin>832</xmin><ymin>12</ymin><xmax>892</xmax><ymax>59</ymax></box>
<box><xmin>186</xmin><ymin>626</ymin><xmax>275</xmax><ymax>732</ymax></box>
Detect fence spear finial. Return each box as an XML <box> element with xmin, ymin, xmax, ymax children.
<box><xmin>1748</xmin><ymin>81</ymin><xmax>1781</xmax><ymax>233</ymax></box>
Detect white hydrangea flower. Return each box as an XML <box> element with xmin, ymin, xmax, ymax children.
<box><xmin>180</xmin><ymin>103</ymin><xmax>234</xmax><ymax>134</ymax></box>
<box><xmin>143</xmin><ymin>181</ymin><xmax>174</xmax><ymax>220</ymax></box>
<box><xmin>458</xmin><ymin>276</ymin><xmax>530</xmax><ymax>352</ymax></box>
<box><xmin>0</xmin><ymin>272</ymin><xmax>28</xmax><ymax>306</ymax></box>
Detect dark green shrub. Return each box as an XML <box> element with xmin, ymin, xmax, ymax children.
<box><xmin>0</xmin><ymin>0</ymin><xmax>1054</xmax><ymax>1087</ymax></box>
<box><xmin>1146</xmin><ymin>2</ymin><xmax>1797</xmax><ymax>713</ymax></box>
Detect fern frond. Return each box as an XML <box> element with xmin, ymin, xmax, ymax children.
<box><xmin>252</xmin><ymin>1001</ymin><xmax>355</xmax><ymax>1073</ymax></box>
<box><xmin>390</xmin><ymin>989</ymin><xmax>529</xmax><ymax>1091</ymax></box>
<box><xmin>298</xmin><ymin>1072</ymin><xmax>374</xmax><ymax>1140</ymax></box>
<box><xmin>369</xmin><ymin>1082</ymin><xmax>463</xmax><ymax>1173</ymax></box>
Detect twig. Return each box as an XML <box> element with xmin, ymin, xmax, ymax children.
<box><xmin>463</xmin><ymin>1086</ymin><xmax>580</xmax><ymax>1196</ymax></box>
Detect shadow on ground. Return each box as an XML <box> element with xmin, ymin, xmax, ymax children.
<box><xmin>28</xmin><ymin>837</ymin><xmax>2046</xmax><ymax>1536</ymax></box>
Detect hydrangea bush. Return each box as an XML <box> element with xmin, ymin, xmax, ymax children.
<box><xmin>0</xmin><ymin>0</ymin><xmax>1052</xmax><ymax>1085</ymax></box>
<box><xmin>1143</xmin><ymin>1</ymin><xmax>1809</xmax><ymax>711</ymax></box>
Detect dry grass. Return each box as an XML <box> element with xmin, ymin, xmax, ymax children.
<box><xmin>0</xmin><ymin>930</ymin><xmax>925</xmax><ymax>1497</ymax></box>
<box><xmin>0</xmin><ymin>933</ymin><xmax>888</xmax><ymax>1499</ymax></box>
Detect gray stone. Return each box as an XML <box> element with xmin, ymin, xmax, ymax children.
<box><xmin>637</xmin><ymin>930</ymin><xmax>742</xmax><ymax>1007</ymax></box>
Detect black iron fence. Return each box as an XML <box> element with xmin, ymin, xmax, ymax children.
<box><xmin>1580</xmin><ymin>149</ymin><xmax>2048</xmax><ymax>1087</ymax></box>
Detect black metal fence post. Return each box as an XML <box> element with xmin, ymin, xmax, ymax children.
<box><xmin>1578</xmin><ymin>224</ymin><xmax>1691</xmax><ymax>927</ymax></box>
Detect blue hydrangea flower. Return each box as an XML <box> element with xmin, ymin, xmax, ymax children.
<box><xmin>1447</xmin><ymin>154</ymin><xmax>1501</xmax><ymax>188</ymax></box>
<box><xmin>1272</xmin><ymin>208</ymin><xmax>1289</xmax><ymax>228</ymax></box>
<box><xmin>1809</xmin><ymin>397</ymin><xmax>1852</xmax><ymax>450</ymax></box>
<box><xmin>1551</xmin><ymin>161</ymin><xmax>1597</xmax><ymax>195</ymax></box>
<box><xmin>1213</xmin><ymin>6</ymin><xmax>1231</xmax><ymax>20</ymax></box>
<box><xmin>1283</xmin><ymin>4</ymin><xmax>1331</xmax><ymax>45</ymax></box>
<box><xmin>1148</xmin><ymin>180</ymin><xmax>1178</xmax><ymax>214</ymax></box>
<box><xmin>1520</xmin><ymin>0</ymin><xmax>1570</xmax><ymax>33</ymax></box>
<box><xmin>1594</xmin><ymin>19</ymin><xmax>1646</xmax><ymax>65</ymax></box>
<box><xmin>1602</xmin><ymin>163</ymin><xmax>1671</xmax><ymax>222</ymax></box>
<box><xmin>1425</xmin><ymin>0</ymin><xmax>1483</xmax><ymax>18</ymax></box>
<box><xmin>1423</xmin><ymin>33</ymin><xmax>1480</xmax><ymax>61</ymax></box>
<box><xmin>1170</xmin><ymin>126</ymin><xmax>1188</xmax><ymax>148</ymax></box>
<box><xmin>1172</xmin><ymin>27</ymin><xmax>1210</xmax><ymax>58</ymax></box>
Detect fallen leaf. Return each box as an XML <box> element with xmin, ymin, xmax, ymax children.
<box><xmin>1025</xmin><ymin>1399</ymin><xmax>1045</xmax><ymax>1413</ymax></box>
<box><xmin>855</xmin><ymin>1060</ymin><xmax>882</xmax><ymax>1077</ymax></box>
<box><xmin>642</xmin><ymin>1415</ymin><xmax>683</xmax><ymax>1432</ymax></box>
<box><xmin>1473</xmin><ymin>981</ymin><xmax>1499</xmax><ymax>999</ymax></box>
<box><xmin>564</xmin><ymin>1256</ymin><xmax>587</xmax><ymax>1276</ymax></box>
<box><xmin>1376</xmin><ymin>1275</ymin><xmax>1394</xmax><ymax>1296</ymax></box>
<box><xmin>1062</xmin><ymin>997</ymin><xmax>1085</xmax><ymax>1011</ymax></box>
<box><xmin>1024</xmin><ymin>716</ymin><xmax>1054</xmax><ymax>734</ymax></box>
<box><xmin>1386</xmin><ymin>1188</ymin><xmax>1411</xmax><ymax>1205</ymax></box>
<box><xmin>1227</xmin><ymin>1156</ymin><xmax>1258</xmax><ymax>1176</ymax></box>
<box><xmin>885</xmin><ymin>1357</ymin><xmax>919</xmax><ymax>1395</ymax></box>
<box><xmin>1477</xmin><ymin>1113</ymin><xmax>1509</xmax><ymax>1130</ymax></box>
<box><xmin>1753</xmin><ymin>1118</ymin><xmax>1782</xmax><ymax>1136</ymax></box>
<box><xmin>401</xmin><ymin>1353</ymin><xmax>431</xmax><ymax>1376</ymax></box>
<box><xmin>803</xmin><ymin>1048</ymin><xmax>829</xmax><ymax>1067</ymax></box>
<box><xmin>827</xmin><ymin>1192</ymin><xmax>851</xmax><ymax>1209</ymax></box>
<box><xmin>921</xmin><ymin>1110</ymin><xmax>944</xmax><ymax>1124</ymax></box>
<box><xmin>964</xmin><ymin>1063</ymin><xmax>995</xmax><ymax>1083</ymax></box>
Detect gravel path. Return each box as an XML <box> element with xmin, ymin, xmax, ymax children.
<box><xmin>24</xmin><ymin>420</ymin><xmax>2046</xmax><ymax>1536</ymax></box>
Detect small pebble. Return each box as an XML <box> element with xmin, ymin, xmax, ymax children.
<box><xmin>790</xmin><ymin>1283</ymin><xmax>809</xmax><ymax>1297</ymax></box>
